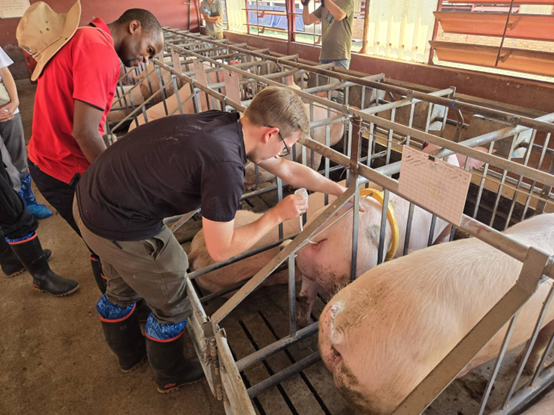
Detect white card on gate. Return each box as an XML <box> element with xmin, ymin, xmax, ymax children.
<box><xmin>398</xmin><ymin>145</ymin><xmax>471</xmax><ymax>226</ymax></box>
<box><xmin>192</xmin><ymin>61</ymin><xmax>208</xmax><ymax>87</ymax></box>
<box><xmin>223</xmin><ymin>70</ymin><xmax>241</xmax><ymax>104</ymax></box>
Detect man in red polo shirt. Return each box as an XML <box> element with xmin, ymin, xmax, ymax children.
<box><xmin>23</xmin><ymin>7</ymin><xmax>164</xmax><ymax>293</ymax></box>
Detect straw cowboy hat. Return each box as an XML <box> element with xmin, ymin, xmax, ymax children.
<box><xmin>16</xmin><ymin>1</ymin><xmax>81</xmax><ymax>81</ymax></box>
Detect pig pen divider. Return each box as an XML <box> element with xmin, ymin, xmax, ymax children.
<box><xmin>102</xmin><ymin>30</ymin><xmax>554</xmax><ymax>414</ymax></box>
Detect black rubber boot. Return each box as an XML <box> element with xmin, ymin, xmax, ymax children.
<box><xmin>146</xmin><ymin>334</ymin><xmax>205</xmax><ymax>393</ymax></box>
<box><xmin>136</xmin><ymin>299</ymin><xmax>152</xmax><ymax>324</ymax></box>
<box><xmin>1</xmin><ymin>237</ymin><xmax>51</xmax><ymax>278</ymax></box>
<box><xmin>90</xmin><ymin>254</ymin><xmax>107</xmax><ymax>294</ymax></box>
<box><xmin>100</xmin><ymin>304</ymin><xmax>147</xmax><ymax>372</ymax></box>
<box><xmin>9</xmin><ymin>235</ymin><xmax>79</xmax><ymax>296</ymax></box>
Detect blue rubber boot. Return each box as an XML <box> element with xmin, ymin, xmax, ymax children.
<box><xmin>19</xmin><ymin>173</ymin><xmax>53</xmax><ymax>219</ymax></box>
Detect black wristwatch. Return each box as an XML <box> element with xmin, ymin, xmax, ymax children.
<box><xmin>301</xmin><ymin>0</ymin><xmax>310</xmax><ymax>6</ymax></box>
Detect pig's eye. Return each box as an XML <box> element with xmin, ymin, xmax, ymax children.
<box><xmin>331</xmin><ymin>345</ymin><xmax>341</xmax><ymax>359</ymax></box>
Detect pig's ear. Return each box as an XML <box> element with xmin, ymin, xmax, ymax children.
<box><xmin>321</xmin><ymin>302</ymin><xmax>348</xmax><ymax>364</ymax></box>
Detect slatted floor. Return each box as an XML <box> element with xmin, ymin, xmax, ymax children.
<box><xmin>178</xmin><ymin>179</ymin><xmax>553</xmax><ymax>415</ymax></box>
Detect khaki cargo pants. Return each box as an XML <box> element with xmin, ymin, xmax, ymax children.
<box><xmin>73</xmin><ymin>198</ymin><xmax>192</xmax><ymax>324</ymax></box>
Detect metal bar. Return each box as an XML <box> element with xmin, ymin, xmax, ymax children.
<box><xmin>372</xmin><ymin>114</ymin><xmax>554</xmax><ymax>189</ymax></box>
<box><xmin>532</xmin><ymin>328</ymin><xmax>554</xmax><ymax>386</ymax></box>
<box><xmin>165</xmin><ymin>38</ymin><xmax>554</xmax><ymax>187</ymax></box>
<box><xmin>503</xmin><ymin>283</ymin><xmax>554</xmax><ymax>407</ymax></box>
<box><xmin>350</xmin><ymin>117</ymin><xmax>363</xmax><ymax>282</ymax></box>
<box><xmin>212</xmin><ymin>187</ymin><xmax>357</xmax><ymax>324</ymax></box>
<box><xmin>490</xmin><ymin>134</ymin><xmax>518</xmax><ymax>227</ymax></box>
<box><xmin>403</xmin><ymin>203</ymin><xmax>415</xmax><ymax>256</ymax></box>
<box><xmin>473</xmin><ymin>142</ymin><xmax>495</xmax><ymax>220</ymax></box>
<box><xmin>200</xmin><ymin>280</ymin><xmax>247</xmax><ymax>304</ymax></box>
<box><xmin>188</xmin><ymin>235</ymin><xmax>297</xmax><ymax>280</ymax></box>
<box><xmin>477</xmin><ymin>312</ymin><xmax>521</xmax><ymax>415</ymax></box>
<box><xmin>359</xmin><ymin>0</ymin><xmax>372</xmax><ymax>54</ymax></box>
<box><xmin>535</xmin><ymin>157</ymin><xmax>554</xmax><ymax>215</ymax></box>
<box><xmin>169</xmin><ymin>208</ymin><xmax>200</xmax><ymax>233</ymax></box>
<box><xmin>246</xmin><ymin>352</ymin><xmax>321</xmax><ymax>399</ymax></box>
<box><xmin>377</xmin><ymin>189</ymin><xmax>390</xmax><ymax>265</ymax></box>
<box><xmin>288</xmin><ymin>254</ymin><xmax>297</xmax><ymax>337</ymax></box>
<box><xmin>504</xmin><ymin>130</ymin><xmax>538</xmax><ymax>229</ymax></box>
<box><xmin>494</xmin><ymin>0</ymin><xmax>516</xmax><ymax>68</ymax></box>
<box><xmin>165</xmin><ymin>28</ymin><xmax>554</xmax><ymax>134</ymax></box>
<box><xmin>299</xmin><ymin>135</ymin><xmax>548</xmax><ymax>265</ymax></box>
<box><xmin>488</xmin><ymin>361</ymin><xmax>554</xmax><ymax>415</ymax></box>
<box><xmin>236</xmin><ymin>322</ymin><xmax>319</xmax><ymax>372</ymax></box>
<box><xmin>277</xmin><ymin>176</ymin><xmax>284</xmax><ymax>240</ymax></box>
<box><xmin>360</xmin><ymin>88</ymin><xmax>453</xmax><ymax>115</ymax></box>
<box><xmin>427</xmin><ymin>215</ymin><xmax>437</xmax><ymax>247</ymax></box>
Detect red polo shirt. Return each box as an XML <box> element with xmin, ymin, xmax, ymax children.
<box><xmin>28</xmin><ymin>18</ymin><xmax>120</xmax><ymax>184</ymax></box>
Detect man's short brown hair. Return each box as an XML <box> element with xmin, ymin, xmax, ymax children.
<box><xmin>244</xmin><ymin>86</ymin><xmax>309</xmax><ymax>140</ymax></box>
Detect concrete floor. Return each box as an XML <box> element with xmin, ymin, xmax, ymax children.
<box><xmin>0</xmin><ymin>80</ymin><xmax>225</xmax><ymax>415</ymax></box>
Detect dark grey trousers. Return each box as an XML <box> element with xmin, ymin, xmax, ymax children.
<box><xmin>73</xmin><ymin>198</ymin><xmax>192</xmax><ymax>324</ymax></box>
<box><xmin>0</xmin><ymin>113</ymin><xmax>27</xmax><ymax>193</ymax></box>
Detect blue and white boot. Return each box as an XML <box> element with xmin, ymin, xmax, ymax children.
<box><xmin>19</xmin><ymin>173</ymin><xmax>53</xmax><ymax>219</ymax></box>
<box><xmin>145</xmin><ymin>314</ymin><xmax>204</xmax><ymax>393</ymax></box>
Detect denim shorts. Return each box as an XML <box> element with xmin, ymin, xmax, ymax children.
<box><xmin>319</xmin><ymin>59</ymin><xmax>351</xmax><ymax>70</ymax></box>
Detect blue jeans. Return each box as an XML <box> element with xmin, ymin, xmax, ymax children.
<box><xmin>320</xmin><ymin>59</ymin><xmax>351</xmax><ymax>70</ymax></box>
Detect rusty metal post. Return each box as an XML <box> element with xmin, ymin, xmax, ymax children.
<box><xmin>359</xmin><ymin>0</ymin><xmax>371</xmax><ymax>55</ymax></box>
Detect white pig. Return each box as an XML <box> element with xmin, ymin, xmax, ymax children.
<box><xmin>319</xmin><ymin>213</ymin><xmax>554</xmax><ymax>414</ymax></box>
<box><xmin>295</xmin><ymin>143</ymin><xmax>489</xmax><ymax>327</ymax></box>
<box><xmin>522</xmin><ymin>390</ymin><xmax>554</xmax><ymax>415</ymax></box>
<box><xmin>295</xmin><ymin>185</ymin><xmax>452</xmax><ymax>326</ymax></box>
<box><xmin>128</xmin><ymin>62</ymin><xmax>219</xmax><ymax>132</ymax></box>
<box><xmin>188</xmin><ymin>191</ymin><xmax>331</xmax><ymax>293</ymax></box>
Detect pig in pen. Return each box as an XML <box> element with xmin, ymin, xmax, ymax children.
<box><xmin>100</xmin><ymin>29</ymin><xmax>554</xmax><ymax>415</ymax></box>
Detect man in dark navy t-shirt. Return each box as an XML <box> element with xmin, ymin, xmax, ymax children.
<box><xmin>75</xmin><ymin>86</ymin><xmax>346</xmax><ymax>393</ymax></box>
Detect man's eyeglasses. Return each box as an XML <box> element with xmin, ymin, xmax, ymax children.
<box><xmin>277</xmin><ymin>131</ymin><xmax>291</xmax><ymax>157</ymax></box>
<box><xmin>265</xmin><ymin>125</ymin><xmax>291</xmax><ymax>157</ymax></box>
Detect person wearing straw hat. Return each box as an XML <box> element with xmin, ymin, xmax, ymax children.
<box><xmin>16</xmin><ymin>2</ymin><xmax>164</xmax><ymax>294</ymax></box>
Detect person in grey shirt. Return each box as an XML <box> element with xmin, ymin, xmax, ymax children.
<box><xmin>200</xmin><ymin>0</ymin><xmax>224</xmax><ymax>39</ymax></box>
<box><xmin>302</xmin><ymin>0</ymin><xmax>354</xmax><ymax>70</ymax></box>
